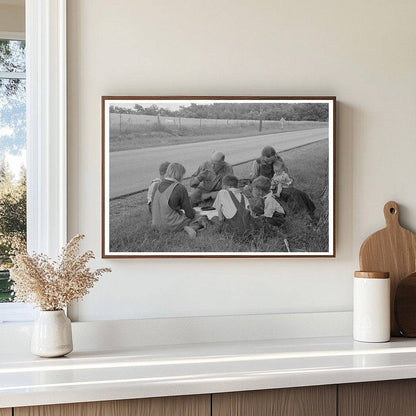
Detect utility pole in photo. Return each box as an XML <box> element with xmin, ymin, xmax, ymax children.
<box><xmin>259</xmin><ymin>103</ymin><xmax>263</xmax><ymax>132</ymax></box>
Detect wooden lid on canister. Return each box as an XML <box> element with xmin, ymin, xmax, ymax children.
<box><xmin>354</xmin><ymin>271</ymin><xmax>390</xmax><ymax>279</ymax></box>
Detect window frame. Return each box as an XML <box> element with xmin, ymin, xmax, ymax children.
<box><xmin>0</xmin><ymin>31</ymin><xmax>24</xmax><ymax>41</ymax></box>
<box><xmin>0</xmin><ymin>0</ymin><xmax>67</xmax><ymax>323</ymax></box>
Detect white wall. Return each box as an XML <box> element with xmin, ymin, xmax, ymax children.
<box><xmin>67</xmin><ymin>0</ymin><xmax>416</xmax><ymax>322</ymax></box>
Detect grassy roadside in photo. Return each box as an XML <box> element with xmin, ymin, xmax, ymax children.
<box><xmin>110</xmin><ymin>121</ymin><xmax>328</xmax><ymax>152</ymax></box>
<box><xmin>109</xmin><ymin>139</ymin><xmax>329</xmax><ymax>253</ymax></box>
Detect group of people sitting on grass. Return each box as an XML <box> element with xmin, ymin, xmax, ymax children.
<box><xmin>146</xmin><ymin>145</ymin><xmax>317</xmax><ymax>239</ymax></box>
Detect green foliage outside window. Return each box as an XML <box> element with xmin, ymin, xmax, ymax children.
<box><xmin>0</xmin><ymin>161</ymin><xmax>26</xmax><ymax>302</ymax></box>
<box><xmin>0</xmin><ymin>38</ymin><xmax>27</xmax><ymax>303</ymax></box>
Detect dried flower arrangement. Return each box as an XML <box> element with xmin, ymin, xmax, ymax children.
<box><xmin>10</xmin><ymin>234</ymin><xmax>111</xmax><ymax>311</ymax></box>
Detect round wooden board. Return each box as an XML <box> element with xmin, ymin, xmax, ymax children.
<box><xmin>395</xmin><ymin>273</ymin><xmax>416</xmax><ymax>337</ymax></box>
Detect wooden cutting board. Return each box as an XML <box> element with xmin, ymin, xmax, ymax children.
<box><xmin>359</xmin><ymin>201</ymin><xmax>416</xmax><ymax>336</ymax></box>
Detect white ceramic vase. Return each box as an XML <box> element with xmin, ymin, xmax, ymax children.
<box><xmin>31</xmin><ymin>310</ymin><xmax>73</xmax><ymax>358</ymax></box>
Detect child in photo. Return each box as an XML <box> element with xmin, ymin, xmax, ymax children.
<box><xmin>271</xmin><ymin>158</ymin><xmax>293</xmax><ymax>197</ymax></box>
<box><xmin>212</xmin><ymin>175</ymin><xmax>252</xmax><ymax>235</ymax></box>
<box><xmin>271</xmin><ymin>159</ymin><xmax>317</xmax><ymax>220</ymax></box>
<box><xmin>250</xmin><ymin>176</ymin><xmax>285</xmax><ymax>227</ymax></box>
<box><xmin>151</xmin><ymin>162</ymin><xmax>206</xmax><ymax>239</ymax></box>
<box><xmin>147</xmin><ymin>161</ymin><xmax>170</xmax><ymax>213</ymax></box>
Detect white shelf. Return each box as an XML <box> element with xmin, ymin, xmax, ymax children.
<box><xmin>2</xmin><ymin>336</ymin><xmax>416</xmax><ymax>408</ymax></box>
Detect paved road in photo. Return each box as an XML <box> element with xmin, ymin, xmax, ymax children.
<box><xmin>109</xmin><ymin>127</ymin><xmax>328</xmax><ymax>199</ymax></box>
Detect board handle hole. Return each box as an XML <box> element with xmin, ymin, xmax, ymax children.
<box><xmin>390</xmin><ymin>207</ymin><xmax>396</xmax><ymax>214</ymax></box>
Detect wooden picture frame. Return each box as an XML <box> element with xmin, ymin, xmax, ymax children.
<box><xmin>102</xmin><ymin>96</ymin><xmax>336</xmax><ymax>258</ymax></box>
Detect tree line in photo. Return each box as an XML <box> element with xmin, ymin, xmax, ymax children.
<box><xmin>110</xmin><ymin>102</ymin><xmax>329</xmax><ymax>122</ymax></box>
<box><xmin>146</xmin><ymin>146</ymin><xmax>319</xmax><ymax>242</ymax></box>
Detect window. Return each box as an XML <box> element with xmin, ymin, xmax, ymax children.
<box><xmin>0</xmin><ymin>0</ymin><xmax>67</xmax><ymax>324</ymax></box>
<box><xmin>0</xmin><ymin>34</ymin><xmax>26</xmax><ymax>308</ymax></box>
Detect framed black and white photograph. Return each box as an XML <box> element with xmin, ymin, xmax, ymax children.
<box><xmin>102</xmin><ymin>96</ymin><xmax>336</xmax><ymax>258</ymax></box>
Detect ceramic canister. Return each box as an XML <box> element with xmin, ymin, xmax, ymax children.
<box><xmin>353</xmin><ymin>271</ymin><xmax>390</xmax><ymax>343</ymax></box>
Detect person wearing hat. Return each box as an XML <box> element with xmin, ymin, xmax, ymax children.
<box><xmin>249</xmin><ymin>145</ymin><xmax>288</xmax><ymax>180</ymax></box>
<box><xmin>190</xmin><ymin>151</ymin><xmax>234</xmax><ymax>206</ymax></box>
